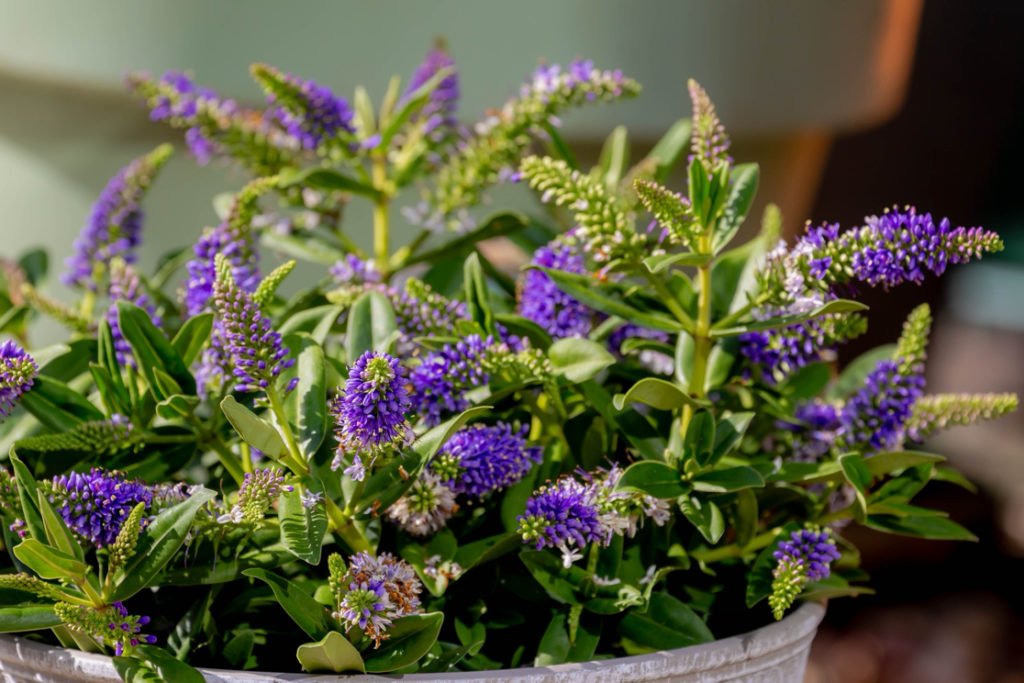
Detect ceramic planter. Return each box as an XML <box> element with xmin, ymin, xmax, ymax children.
<box><xmin>0</xmin><ymin>602</ymin><xmax>824</xmax><ymax>682</ymax></box>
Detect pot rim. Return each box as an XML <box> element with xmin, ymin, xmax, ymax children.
<box><xmin>0</xmin><ymin>602</ymin><xmax>825</xmax><ymax>682</ymax></box>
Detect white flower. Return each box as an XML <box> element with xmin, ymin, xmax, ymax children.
<box><xmin>638</xmin><ymin>564</ymin><xmax>658</xmax><ymax>585</ymax></box>
<box><xmin>558</xmin><ymin>543</ymin><xmax>584</xmax><ymax>568</ymax></box>
<box><xmin>592</xmin><ymin>575</ymin><xmax>621</xmax><ymax>587</ymax></box>
<box><xmin>386</xmin><ymin>471</ymin><xmax>458</xmax><ymax>537</ymax></box>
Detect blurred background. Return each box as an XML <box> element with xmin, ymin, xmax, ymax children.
<box><xmin>0</xmin><ymin>1</ymin><xmax>1022</xmax><ymax>680</ymax></box>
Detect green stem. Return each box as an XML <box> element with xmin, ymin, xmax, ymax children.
<box><xmin>681</xmin><ymin>235</ymin><xmax>714</xmax><ymax>432</ymax></box>
<box><xmin>209</xmin><ymin>440</ymin><xmax>246</xmax><ymax>487</ymax></box>
<box><xmin>326</xmin><ymin>494</ymin><xmax>371</xmax><ymax>553</ymax></box>
<box><xmin>710</xmin><ymin>292</ymin><xmax>771</xmax><ymax>332</ymax></box>
<box><xmin>390</xmin><ymin>229</ymin><xmax>431</xmax><ymax>270</ymax></box>
<box><xmin>643</xmin><ymin>272</ymin><xmax>695</xmax><ymax>332</ymax></box>
<box><xmin>371</xmin><ymin>158</ymin><xmax>391</xmax><ymax>278</ymax></box>
<box><xmin>265</xmin><ymin>388</ymin><xmax>309</xmax><ymax>476</ymax></box>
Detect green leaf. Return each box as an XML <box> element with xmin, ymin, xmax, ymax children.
<box><xmin>296</xmin><ymin>631</ymin><xmax>365</xmax><ymax>674</ymax></box>
<box><xmin>614</xmin><ymin>377</ymin><xmax>708</xmax><ymax>412</ymax></box>
<box><xmin>13</xmin><ymin>538</ymin><xmax>88</xmax><ymax>581</ymax></box>
<box><xmin>647</xmin><ymin>118</ymin><xmax>692</xmax><ymax>182</ymax></box>
<box><xmin>785</xmin><ymin>362</ymin><xmax>832</xmax><ymax>399</ymax></box>
<box><xmin>289</xmin><ymin>336</ymin><xmax>328</xmax><ymax>459</ymax></box>
<box><xmin>710</xmin><ymin>412</ymin><xmax>754</xmax><ymax>464</ymax></box>
<box><xmin>243</xmin><ymin>568</ymin><xmax>332</xmax><ymax>640</ymax></box>
<box><xmin>170</xmin><ymin>313</ymin><xmax>213</xmax><ymax>367</ymax></box>
<box><xmin>18</xmin><ymin>248</ymin><xmax>47</xmax><ymax>285</ymax></box>
<box><xmin>864</xmin><ymin>515</ymin><xmax>977</xmax><ymax>541</ymax></box>
<box><xmin>111</xmin><ymin>488</ymin><xmax>216</xmax><ymax>601</ymax></box>
<box><xmin>121</xmin><ymin>645</ymin><xmax>205</xmax><ymax>683</ymax></box>
<box><xmin>20</xmin><ymin>375</ymin><xmax>104</xmax><ymax>431</ymax></box>
<box><xmin>827</xmin><ymin>345</ymin><xmax>897</xmax><ymax>399</ymax></box>
<box><xmin>0</xmin><ymin>604</ymin><xmax>60</xmax><ymax>632</ymax></box>
<box><xmin>519</xmin><ymin>551</ymin><xmax>580</xmax><ymax>605</ymax></box>
<box><xmin>403</xmin><ymin>212</ymin><xmax>528</xmax><ymax>267</ymax></box>
<box><xmin>735</xmin><ymin>488</ymin><xmax>759</xmax><ymax>548</ymax></box>
<box><xmin>36</xmin><ymin>489</ymin><xmax>82</xmax><ymax>561</ymax></box>
<box><xmin>155</xmin><ymin>393</ymin><xmax>200</xmax><ymax>420</ymax></box>
<box><xmin>864</xmin><ymin>450</ymin><xmax>945</xmax><ymax>477</ymax></box>
<box><xmin>598</xmin><ymin>125</ymin><xmax>629</xmax><ymax>191</ymax></box>
<box><xmin>530</xmin><ymin>266</ymin><xmax>683</xmax><ymax>333</ymax></box>
<box><xmin>223</xmin><ymin>630</ymin><xmax>256</xmax><ymax>668</ymax></box>
<box><xmin>534</xmin><ymin>612</ymin><xmax>572</xmax><ymax>666</ymax></box>
<box><xmin>117</xmin><ymin>301</ymin><xmax>195</xmax><ymax>397</ymax></box>
<box><xmin>548</xmin><ymin>338</ymin><xmax>615</xmax><ymax>383</ymax></box>
<box><xmin>493</xmin><ymin>313</ymin><xmax>553</xmax><ymax>350</ymax></box>
<box><xmin>684</xmin><ymin>410</ymin><xmax>715</xmax><ymax>466</ymax></box>
<box><xmin>346</xmin><ymin>291</ymin><xmax>397</xmax><ymax>362</ymax></box>
<box><xmin>679</xmin><ymin>496</ymin><xmax>725</xmax><ymax>543</ymax></box>
<box><xmin>617</xmin><ymin>592</ymin><xmax>713</xmax><ymax>650</ymax></box>
<box><xmin>278</xmin><ymin>166</ymin><xmax>382</xmax><ymax>200</ymax></box>
<box><xmin>8</xmin><ymin>452</ymin><xmax>45</xmax><ymax>543</ymax></box>
<box><xmin>261</xmin><ymin>231</ymin><xmax>346</xmax><ymax>265</ymax></box>
<box><xmin>642</xmin><ymin>252</ymin><xmax>713</xmax><ymax>274</ymax></box>
<box><xmin>615</xmin><ymin>461</ymin><xmax>686</xmax><ymax>499</ymax></box>
<box><xmin>278</xmin><ymin>488</ymin><xmax>328</xmax><ymax>565</ymax></box>
<box><xmin>710</xmin><ymin>299</ymin><xmax>868</xmax><ymax>338</ymax></box>
<box><xmin>692</xmin><ymin>466</ymin><xmax>765</xmax><ymax>493</ymax></box>
<box><xmin>800</xmin><ymin>575</ymin><xmax>875</xmax><ymax>602</ymax></box>
<box><xmin>279</xmin><ymin>304</ymin><xmax>343</xmax><ymax>342</ymax></box>
<box><xmin>220</xmin><ymin>395</ymin><xmax>287</xmax><ymax>459</ymax></box>
<box><xmin>462</xmin><ymin>252</ymin><xmax>493</xmax><ymax>332</ymax></box>
<box><xmin>713</xmin><ymin>163</ymin><xmax>759</xmax><ymax>252</ymax></box>
<box><xmin>364</xmin><ymin>612</ymin><xmax>443</xmax><ymax>673</ymax></box>
<box><xmin>839</xmin><ymin>453</ymin><xmax>872</xmax><ymax>520</ymax></box>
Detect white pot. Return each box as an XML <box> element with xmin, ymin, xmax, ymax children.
<box><xmin>0</xmin><ymin>603</ymin><xmax>824</xmax><ymax>682</ymax></box>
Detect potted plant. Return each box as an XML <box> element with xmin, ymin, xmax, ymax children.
<box><xmin>0</xmin><ymin>49</ymin><xmax>1015</xmax><ymax>682</ymax></box>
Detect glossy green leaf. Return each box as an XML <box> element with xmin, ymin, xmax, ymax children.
<box><xmin>364</xmin><ymin>612</ymin><xmax>444</xmax><ymax>672</ymax></box>
<box><xmin>346</xmin><ymin>291</ymin><xmax>397</xmax><ymax>362</ymax></box>
<box><xmin>679</xmin><ymin>496</ymin><xmax>724</xmax><ymax>543</ymax></box>
<box><xmin>170</xmin><ymin>313</ymin><xmax>214</xmax><ymax>367</ymax></box>
<box><xmin>692</xmin><ymin>466</ymin><xmax>765</xmax><ymax>493</ymax></box>
<box><xmin>290</xmin><ymin>336</ymin><xmax>327</xmax><ymax>459</ymax></box>
<box><xmin>598</xmin><ymin>125</ymin><xmax>629</xmax><ymax>191</ymax></box>
<box><xmin>36</xmin><ymin>490</ymin><xmax>82</xmax><ymax>561</ymax></box>
<box><xmin>243</xmin><ymin>568</ymin><xmax>332</xmax><ymax>640</ymax></box>
<box><xmin>13</xmin><ymin>539</ymin><xmax>87</xmax><ymax>581</ymax></box>
<box><xmin>20</xmin><ymin>375</ymin><xmax>104</xmax><ymax>431</ymax></box>
<box><xmin>0</xmin><ymin>604</ymin><xmax>61</xmax><ymax>632</ymax></box>
<box><xmin>710</xmin><ymin>299</ymin><xmax>868</xmax><ymax>338</ymax></box>
<box><xmin>493</xmin><ymin>313</ymin><xmax>553</xmax><ymax>350</ymax></box>
<box><xmin>710</xmin><ymin>412</ymin><xmax>754</xmax><ymax>464</ymax></box>
<box><xmin>278</xmin><ymin>488</ymin><xmax>327</xmax><ymax>565</ymax></box>
<box><xmin>462</xmin><ymin>252</ymin><xmax>493</xmax><ymax>332</ymax></box>
<box><xmin>548</xmin><ymin>338</ymin><xmax>615</xmax><ymax>383</ymax></box>
<box><xmin>618</xmin><ymin>592</ymin><xmax>713</xmax><ymax>650</ymax></box>
<box><xmin>615</xmin><ymin>461</ymin><xmax>686</xmax><ymax>499</ymax></box>
<box><xmin>155</xmin><ymin>393</ymin><xmax>200</xmax><ymax>420</ymax></box>
<box><xmin>520</xmin><ymin>550</ymin><xmax>581</xmax><ymax>605</ymax></box>
<box><xmin>120</xmin><ymin>645</ymin><xmax>205</xmax><ymax>683</ymax></box>
<box><xmin>117</xmin><ymin>301</ymin><xmax>195</xmax><ymax>397</ymax></box>
<box><xmin>863</xmin><ymin>515</ymin><xmax>977</xmax><ymax>541</ymax></box>
<box><xmin>530</xmin><ymin>266</ymin><xmax>683</xmax><ymax>333</ymax></box>
<box><xmin>613</xmin><ymin>377</ymin><xmax>708</xmax><ymax>412</ymax></box>
<box><xmin>684</xmin><ymin>410</ymin><xmax>715</xmax><ymax>466</ymax></box>
<box><xmin>647</xmin><ymin>118</ymin><xmax>692</xmax><ymax>182</ymax></box>
<box><xmin>642</xmin><ymin>252</ymin><xmax>713</xmax><ymax>274</ymax></box>
<box><xmin>713</xmin><ymin>163</ymin><xmax>759</xmax><ymax>252</ymax></box>
<box><xmin>296</xmin><ymin>630</ymin><xmax>365</xmax><ymax>674</ymax></box>
<box><xmin>279</xmin><ymin>304</ymin><xmax>343</xmax><ymax>341</ymax></box>
<box><xmin>403</xmin><ymin>212</ymin><xmax>527</xmax><ymax>267</ymax></box>
<box><xmin>8</xmin><ymin>452</ymin><xmax>45</xmax><ymax>543</ymax></box>
<box><xmin>278</xmin><ymin>166</ymin><xmax>382</xmax><ymax>200</ymax></box>
<box><xmin>261</xmin><ymin>231</ymin><xmax>347</xmax><ymax>265</ymax></box>
<box><xmin>111</xmin><ymin>488</ymin><xmax>216</xmax><ymax>600</ymax></box>
<box><xmin>220</xmin><ymin>395</ymin><xmax>287</xmax><ymax>459</ymax></box>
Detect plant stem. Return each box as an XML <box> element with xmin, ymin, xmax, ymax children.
<box><xmin>265</xmin><ymin>388</ymin><xmax>309</xmax><ymax>476</ymax></box>
<box><xmin>643</xmin><ymin>272</ymin><xmax>695</xmax><ymax>332</ymax></box>
<box><xmin>390</xmin><ymin>229</ymin><xmax>431</xmax><ymax>269</ymax></box>
<box><xmin>208</xmin><ymin>440</ymin><xmax>246</xmax><ymax>487</ymax></box>
<box><xmin>711</xmin><ymin>292</ymin><xmax>771</xmax><ymax>333</ymax></box>
<box><xmin>371</xmin><ymin>158</ymin><xmax>390</xmax><ymax>278</ymax></box>
<box><xmin>326</xmin><ymin>493</ymin><xmax>371</xmax><ymax>553</ymax></box>
<box><xmin>681</xmin><ymin>235</ymin><xmax>714</xmax><ymax>432</ymax></box>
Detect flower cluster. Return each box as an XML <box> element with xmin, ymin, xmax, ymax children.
<box><xmin>740</xmin><ymin>311</ymin><xmax>866</xmax><ymax>385</ymax></box>
<box><xmin>402</xmin><ymin>47</ymin><xmax>460</xmax><ymax>147</ymax></box>
<box><xmin>432</xmin><ymin>59</ymin><xmax>639</xmax><ymax>218</ymax></box>
<box><xmin>54</xmin><ymin>601</ymin><xmax>157</xmax><ymax>656</ymax></box>
<box><xmin>769</xmin><ymin>527</ymin><xmax>841</xmax><ymax>620</ymax></box>
<box><xmin>609</xmin><ymin>323</ymin><xmax>673</xmax><ymax>375</ymax></box>
<box><xmin>218</xmin><ymin>468</ymin><xmax>291</xmax><ymax>525</ymax></box>
<box><xmin>0</xmin><ymin>340</ymin><xmax>37</xmax><ymax>420</ymax></box>
<box><xmin>687</xmin><ymin>79</ymin><xmax>731</xmax><ymax>172</ymax></box>
<box><xmin>329</xmin><ymin>254</ymin><xmax>382</xmax><ymax>285</ymax></box>
<box><xmin>332</xmin><ymin>351</ymin><xmax>411</xmax><ymax>477</ymax></box>
<box><xmin>49</xmin><ymin>468</ymin><xmax>152</xmax><ymax>548</ymax></box>
<box><xmin>330</xmin><ymin>552</ymin><xmax>422</xmax><ymax>647</ymax></box>
<box><xmin>433</xmin><ymin>423</ymin><xmax>542</xmax><ymax>498</ymax></box>
<box><xmin>520</xmin><ymin>241</ymin><xmax>593</xmax><ymax>338</ymax></box>
<box><xmin>761</xmin><ymin>207</ymin><xmax>1003</xmax><ymax>310</ymax></box>
<box><xmin>62</xmin><ymin>145</ymin><xmax>172</xmax><ymax>289</ymax></box>
<box><xmin>838</xmin><ymin>359</ymin><xmax>925</xmax><ymax>453</ymax></box>
<box><xmin>252</xmin><ymin>64</ymin><xmax>355</xmax><ymax>151</ymax></box>
<box><xmin>907</xmin><ymin>392</ymin><xmax>1019</xmax><ymax>442</ymax></box>
<box><xmin>779</xmin><ymin>401</ymin><xmax>842</xmax><ymax>462</ymax></box>
<box><xmin>386</xmin><ymin>470</ymin><xmax>458</xmax><ymax>537</ymax></box>
<box><xmin>518</xmin><ymin>156</ymin><xmax>642</xmax><ymax>262</ymax></box>
<box><xmin>408</xmin><ymin>335</ymin><xmax>492</xmax><ymax>426</ymax></box>
<box><xmin>212</xmin><ymin>254</ymin><xmax>295</xmax><ymax>394</ymax></box>
<box><xmin>518</xmin><ymin>466</ymin><xmax>669</xmax><ymax>568</ymax></box>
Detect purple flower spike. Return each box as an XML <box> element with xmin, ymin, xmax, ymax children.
<box><xmin>519</xmin><ymin>241</ymin><xmax>593</xmax><ymax>339</ymax></box>
<box><xmin>434</xmin><ymin>423</ymin><xmax>542</xmax><ymax>498</ymax></box>
<box><xmin>333</xmin><ymin>351</ymin><xmax>411</xmax><ymax>457</ymax></box>
<box><xmin>49</xmin><ymin>468</ymin><xmax>152</xmax><ymax>548</ymax></box>
<box><xmin>0</xmin><ymin>341</ymin><xmax>37</xmax><ymax>420</ymax></box>
<box><xmin>773</xmin><ymin>527</ymin><xmax>842</xmax><ymax>581</ymax></box>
